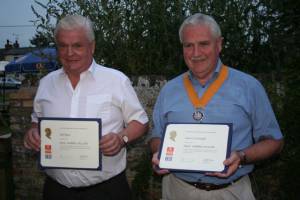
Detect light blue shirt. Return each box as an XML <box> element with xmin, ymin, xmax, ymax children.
<box><xmin>151</xmin><ymin>60</ymin><xmax>283</xmax><ymax>184</ymax></box>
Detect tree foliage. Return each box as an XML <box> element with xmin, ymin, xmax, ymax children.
<box><xmin>265</xmin><ymin>1</ymin><xmax>300</xmax><ymax>199</ymax></box>
<box><xmin>30</xmin><ymin>32</ymin><xmax>53</xmax><ymax>47</ymax></box>
<box><xmin>30</xmin><ymin>0</ymin><xmax>298</xmax><ymax>76</ymax></box>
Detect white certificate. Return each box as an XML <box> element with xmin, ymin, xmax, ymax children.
<box><xmin>39</xmin><ymin>118</ymin><xmax>101</xmax><ymax>170</ymax></box>
<box><xmin>159</xmin><ymin>123</ymin><xmax>232</xmax><ymax>172</ymax></box>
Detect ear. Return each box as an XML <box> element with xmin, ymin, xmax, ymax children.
<box><xmin>91</xmin><ymin>41</ymin><xmax>96</xmax><ymax>54</ymax></box>
<box><xmin>217</xmin><ymin>37</ymin><xmax>223</xmax><ymax>53</ymax></box>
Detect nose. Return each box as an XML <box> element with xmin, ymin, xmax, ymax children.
<box><xmin>192</xmin><ymin>45</ymin><xmax>201</xmax><ymax>57</ymax></box>
<box><xmin>67</xmin><ymin>46</ymin><xmax>74</xmax><ymax>56</ymax></box>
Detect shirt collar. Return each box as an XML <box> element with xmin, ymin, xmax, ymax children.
<box><xmin>87</xmin><ymin>59</ymin><xmax>97</xmax><ymax>78</ymax></box>
<box><xmin>58</xmin><ymin>59</ymin><xmax>96</xmax><ymax>80</ymax></box>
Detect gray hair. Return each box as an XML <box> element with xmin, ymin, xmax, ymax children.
<box><xmin>54</xmin><ymin>15</ymin><xmax>95</xmax><ymax>43</ymax></box>
<box><xmin>179</xmin><ymin>13</ymin><xmax>221</xmax><ymax>43</ymax></box>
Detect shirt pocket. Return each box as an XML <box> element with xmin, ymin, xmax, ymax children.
<box><xmin>86</xmin><ymin>94</ymin><xmax>111</xmax><ymax>120</ymax></box>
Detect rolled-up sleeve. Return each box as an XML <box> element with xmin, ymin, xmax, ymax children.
<box><xmin>121</xmin><ymin>78</ymin><xmax>149</xmax><ymax>125</ymax></box>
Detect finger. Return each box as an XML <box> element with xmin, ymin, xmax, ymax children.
<box><xmin>153</xmin><ymin>165</ymin><xmax>169</xmax><ymax>175</ymax></box>
<box><xmin>25</xmin><ymin>129</ymin><xmax>40</xmax><ymax>151</ymax></box>
<box><xmin>206</xmin><ymin>171</ymin><xmax>228</xmax><ymax>178</ymax></box>
<box><xmin>206</xmin><ymin>163</ymin><xmax>238</xmax><ymax>178</ymax></box>
<box><xmin>100</xmin><ymin>134</ymin><xmax>122</xmax><ymax>156</ymax></box>
<box><xmin>101</xmin><ymin>143</ymin><xmax>120</xmax><ymax>155</ymax></box>
<box><xmin>100</xmin><ymin>135</ymin><xmax>119</xmax><ymax>150</ymax></box>
<box><xmin>30</xmin><ymin>131</ymin><xmax>40</xmax><ymax>151</ymax></box>
<box><xmin>99</xmin><ymin>133</ymin><xmax>117</xmax><ymax>147</ymax></box>
<box><xmin>24</xmin><ymin>139</ymin><xmax>32</xmax><ymax>150</ymax></box>
<box><xmin>151</xmin><ymin>152</ymin><xmax>169</xmax><ymax>175</ymax></box>
<box><xmin>99</xmin><ymin>135</ymin><xmax>111</xmax><ymax>145</ymax></box>
<box><xmin>151</xmin><ymin>152</ymin><xmax>160</xmax><ymax>165</ymax></box>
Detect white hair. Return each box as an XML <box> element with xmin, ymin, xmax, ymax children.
<box><xmin>179</xmin><ymin>13</ymin><xmax>222</xmax><ymax>43</ymax></box>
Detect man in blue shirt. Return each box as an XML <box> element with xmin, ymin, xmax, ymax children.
<box><xmin>149</xmin><ymin>13</ymin><xmax>284</xmax><ymax>200</ymax></box>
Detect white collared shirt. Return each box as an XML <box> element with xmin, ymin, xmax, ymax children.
<box><xmin>32</xmin><ymin>60</ymin><xmax>148</xmax><ymax>187</ymax></box>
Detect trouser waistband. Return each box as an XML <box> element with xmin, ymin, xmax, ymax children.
<box><xmin>47</xmin><ymin>170</ymin><xmax>126</xmax><ymax>192</ymax></box>
<box><xmin>182</xmin><ymin>176</ymin><xmax>244</xmax><ymax>191</ymax></box>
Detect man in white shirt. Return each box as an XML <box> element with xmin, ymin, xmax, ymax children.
<box><xmin>24</xmin><ymin>15</ymin><xmax>149</xmax><ymax>200</ymax></box>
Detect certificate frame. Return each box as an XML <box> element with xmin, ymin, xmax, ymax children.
<box><xmin>158</xmin><ymin>123</ymin><xmax>232</xmax><ymax>173</ymax></box>
<box><xmin>38</xmin><ymin>117</ymin><xmax>102</xmax><ymax>170</ymax></box>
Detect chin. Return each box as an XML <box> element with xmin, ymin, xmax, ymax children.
<box><xmin>191</xmin><ymin>65</ymin><xmax>207</xmax><ymax>72</ymax></box>
<box><xmin>67</xmin><ymin>63</ymin><xmax>81</xmax><ymax>69</ymax></box>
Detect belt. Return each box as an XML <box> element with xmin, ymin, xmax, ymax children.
<box><xmin>183</xmin><ymin>176</ymin><xmax>243</xmax><ymax>191</ymax></box>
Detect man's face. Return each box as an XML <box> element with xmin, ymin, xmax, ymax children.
<box><xmin>182</xmin><ymin>24</ymin><xmax>222</xmax><ymax>83</ymax></box>
<box><xmin>56</xmin><ymin>28</ymin><xmax>95</xmax><ymax>75</ymax></box>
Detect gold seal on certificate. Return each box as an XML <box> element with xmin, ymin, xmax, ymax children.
<box><xmin>158</xmin><ymin>123</ymin><xmax>232</xmax><ymax>172</ymax></box>
<box><xmin>44</xmin><ymin>128</ymin><xmax>52</xmax><ymax>139</ymax></box>
<box><xmin>169</xmin><ymin>131</ymin><xmax>177</xmax><ymax>141</ymax></box>
<box><xmin>39</xmin><ymin>117</ymin><xmax>101</xmax><ymax>170</ymax></box>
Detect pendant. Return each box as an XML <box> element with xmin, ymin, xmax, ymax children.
<box><xmin>193</xmin><ymin>110</ymin><xmax>204</xmax><ymax>121</ymax></box>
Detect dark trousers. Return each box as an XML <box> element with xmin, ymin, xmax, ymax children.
<box><xmin>43</xmin><ymin>171</ymin><xmax>132</xmax><ymax>200</ymax></box>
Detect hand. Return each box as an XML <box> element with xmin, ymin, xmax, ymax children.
<box><xmin>100</xmin><ymin>133</ymin><xmax>124</xmax><ymax>156</ymax></box>
<box><xmin>24</xmin><ymin>127</ymin><xmax>40</xmax><ymax>151</ymax></box>
<box><xmin>205</xmin><ymin>151</ymin><xmax>241</xmax><ymax>178</ymax></box>
<box><xmin>152</xmin><ymin>152</ymin><xmax>169</xmax><ymax>175</ymax></box>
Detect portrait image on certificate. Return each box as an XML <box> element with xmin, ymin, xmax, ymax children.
<box><xmin>39</xmin><ymin>117</ymin><xmax>101</xmax><ymax>170</ymax></box>
<box><xmin>158</xmin><ymin>123</ymin><xmax>232</xmax><ymax>172</ymax></box>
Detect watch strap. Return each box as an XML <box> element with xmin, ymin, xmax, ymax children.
<box><xmin>237</xmin><ymin>150</ymin><xmax>247</xmax><ymax>165</ymax></box>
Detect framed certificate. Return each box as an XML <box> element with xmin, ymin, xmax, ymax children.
<box><xmin>39</xmin><ymin>117</ymin><xmax>101</xmax><ymax>170</ymax></box>
<box><xmin>158</xmin><ymin>123</ymin><xmax>232</xmax><ymax>173</ymax></box>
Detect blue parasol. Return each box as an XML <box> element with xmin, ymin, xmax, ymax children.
<box><xmin>5</xmin><ymin>48</ymin><xmax>59</xmax><ymax>73</ymax></box>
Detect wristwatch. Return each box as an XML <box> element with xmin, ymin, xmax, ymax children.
<box><xmin>119</xmin><ymin>132</ymin><xmax>129</xmax><ymax>146</ymax></box>
<box><xmin>122</xmin><ymin>135</ymin><xmax>129</xmax><ymax>144</ymax></box>
<box><xmin>237</xmin><ymin>150</ymin><xmax>247</xmax><ymax>165</ymax></box>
